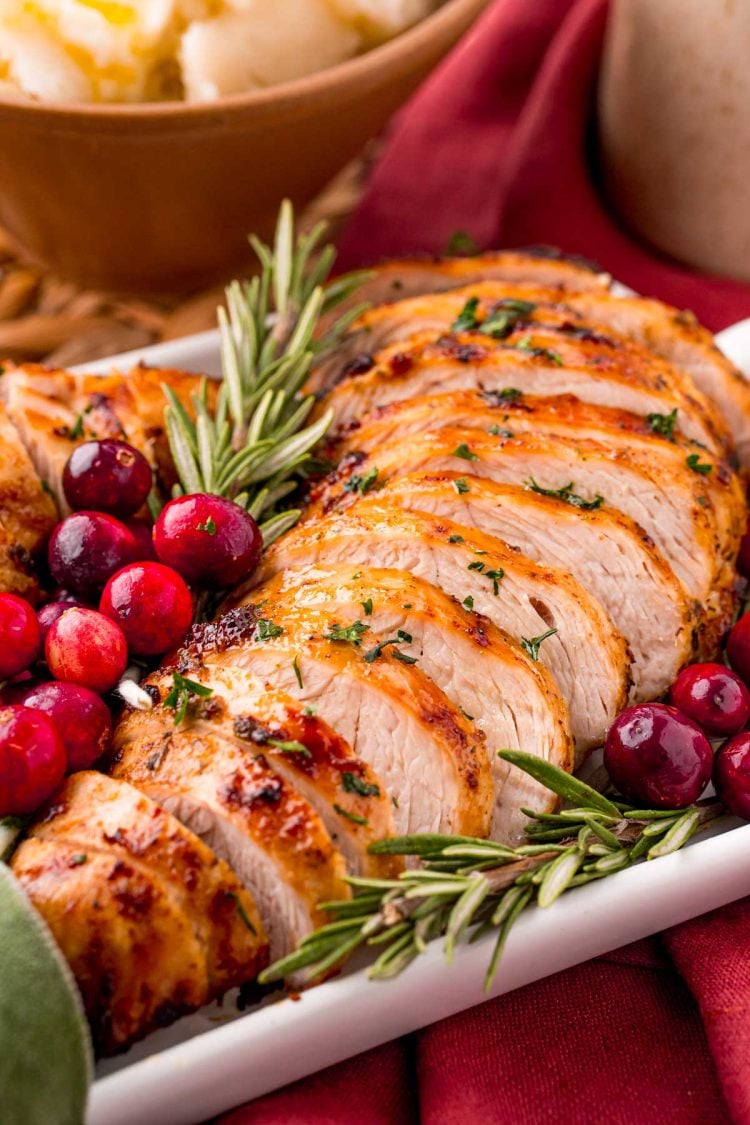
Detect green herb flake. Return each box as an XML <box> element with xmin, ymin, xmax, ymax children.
<box><xmin>515</xmin><ymin>336</ymin><xmax>563</xmax><ymax>365</ymax></box>
<box><xmin>453</xmin><ymin>478</ymin><xmax>470</xmax><ymax>495</ymax></box>
<box><xmin>526</xmin><ymin>477</ymin><xmax>604</xmax><ymax>511</ymax></box>
<box><xmin>333</xmin><ymin>803</ymin><xmax>369</xmax><ymax>826</ymax></box>
<box><xmin>448</xmin><ymin>534</ymin><xmax>464</xmax><ymax>543</ymax></box>
<box><xmin>451</xmin><ymin>296</ymin><xmax>481</xmax><ymax>333</ymax></box>
<box><xmin>342</xmin><ymin>772</ymin><xmax>381</xmax><ymax>798</ymax></box>
<box><xmin>292</xmin><ymin>655</ymin><xmax>303</xmax><ymax>689</ymax></box>
<box><xmin>460</xmin><ymin>706</ymin><xmax>475</xmax><ymax>721</ymax></box>
<box><xmin>452</xmin><ymin>442</ymin><xmax>479</xmax><ymax>462</ymax></box>
<box><xmin>392</xmin><ymin>650</ymin><xmax>418</xmax><ymax>665</ymax></box>
<box><xmin>402</xmin><ymin>603</ymin><xmax>413</xmax><ymax>610</ymax></box>
<box><xmin>196</xmin><ymin>517</ymin><xmax>217</xmax><ymax>535</ymax></box>
<box><xmin>363</xmin><ymin>629</ymin><xmax>414</xmax><ymax>664</ymax></box>
<box><xmin>647</xmin><ymin>408</ymin><xmax>678</xmax><ymax>440</ymax></box>
<box><xmin>230</xmin><ymin>892</ymin><xmax>258</xmax><ymax>935</ymax></box>
<box><xmin>40</xmin><ymin>480</ymin><xmax>54</xmax><ymax>497</ymax></box>
<box><xmin>488</xmin><ymin>425</ymin><xmax>514</xmax><ymax>437</ymax></box>
<box><xmin>485</xmin><ymin>387</ymin><xmax>522</xmax><ymax>404</ymax></box>
<box><xmin>69</xmin><ymin>854</ymin><xmax>88</xmax><ymax>867</ymax></box>
<box><xmin>446</xmin><ymin>230</ymin><xmax>478</xmax><ymax>256</ymax></box>
<box><xmin>268</xmin><ymin>739</ymin><xmax>311</xmax><ymax>757</ymax></box>
<box><xmin>303</xmin><ymin>703</ymin><xmax>317</xmax><ymax>716</ymax></box>
<box><xmin>480</xmin><ymin>299</ymin><xmax>537</xmax><ymax>339</ymax></box>
<box><xmin>468</xmin><ymin>561</ymin><xmax>485</xmax><ymax>572</ymax></box>
<box><xmin>325</xmin><ymin>620</ymin><xmax>371</xmax><ymax>646</ymax></box>
<box><xmin>686</xmin><ymin>452</ymin><xmax>713</xmax><ymax>475</ymax></box>
<box><xmin>486</xmin><ymin>568</ymin><xmax>504</xmax><ymax>595</ymax></box>
<box><xmin>361</xmin><ymin>598</ymin><xmax>373</xmax><ymax>616</ymax></box>
<box><xmin>254</xmin><ymin>618</ymin><xmax>284</xmax><ymax>641</ymax></box>
<box><xmin>462</xmin><ymin>595</ymin><xmax>474</xmax><ymax>611</ymax></box>
<box><xmin>164</xmin><ymin>672</ymin><xmax>213</xmax><ymax>725</ymax></box>
<box><xmin>391</xmin><ymin>795</ymin><xmax>399</xmax><ymax>809</ymax></box>
<box><xmin>344</xmin><ymin>466</ymin><xmax>380</xmax><ymax>495</ymax></box>
<box><xmin>521</xmin><ymin>627</ymin><xmax>558</xmax><ymax>661</ymax></box>
<box><xmin>68</xmin><ymin>414</ymin><xmax>85</xmax><ymax>440</ymax></box>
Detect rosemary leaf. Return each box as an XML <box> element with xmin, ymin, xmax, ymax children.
<box><xmin>647</xmin><ymin>808</ymin><xmax>702</xmax><ymax>859</ymax></box>
<box><xmin>498</xmin><ymin>750</ymin><xmax>622</xmax><ymax>816</ymax></box>
<box><xmin>537</xmin><ymin>847</ymin><xmax>584</xmax><ymax>908</ymax></box>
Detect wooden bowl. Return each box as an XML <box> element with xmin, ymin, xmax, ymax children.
<box><xmin>0</xmin><ymin>0</ymin><xmax>487</xmax><ymax>294</ymax></box>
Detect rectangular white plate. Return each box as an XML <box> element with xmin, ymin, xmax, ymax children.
<box><xmin>79</xmin><ymin>315</ymin><xmax>750</xmax><ymax>1125</ymax></box>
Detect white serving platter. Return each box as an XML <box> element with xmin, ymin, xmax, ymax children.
<box><xmin>79</xmin><ymin>314</ymin><xmax>750</xmax><ymax>1125</ymax></box>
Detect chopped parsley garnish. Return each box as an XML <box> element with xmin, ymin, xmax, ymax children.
<box><xmin>526</xmin><ymin>477</ymin><xmax>604</xmax><ymax>510</ymax></box>
<box><xmin>363</xmin><ymin>630</ymin><xmax>415</xmax><ymax>664</ymax></box>
<box><xmin>392</xmin><ymin>795</ymin><xmax>399</xmax><ymax>809</ymax></box>
<box><xmin>521</xmin><ymin>628</ymin><xmax>558</xmax><ymax>661</ymax></box>
<box><xmin>484</xmin><ymin>387</ymin><xmax>522</xmax><ymax>404</ymax></box>
<box><xmin>446</xmin><ymin>230</ymin><xmax>478</xmax><ymax>256</ymax></box>
<box><xmin>267</xmin><ymin>739</ymin><xmax>311</xmax><ymax>757</ymax></box>
<box><xmin>486</xmin><ymin>568</ymin><xmax>504</xmax><ymax>595</ymax></box>
<box><xmin>164</xmin><ymin>672</ymin><xmax>213</xmax><ymax>725</ymax></box>
<box><xmin>452</xmin><ymin>442</ymin><xmax>479</xmax><ymax>461</ymax></box>
<box><xmin>325</xmin><ymin>621</ymin><xmax>371</xmax><ymax>646</ymax></box>
<box><xmin>402</xmin><ymin>603</ymin><xmax>413</xmax><ymax>609</ymax></box>
<box><xmin>352</xmin><ymin>571</ymin><xmax>362</xmax><ymax>579</ymax></box>
<box><xmin>342</xmin><ymin>772</ymin><xmax>381</xmax><ymax>798</ymax></box>
<box><xmin>292</xmin><ymin>655</ymin><xmax>303</xmax><ymax>689</ymax></box>
<box><xmin>69</xmin><ymin>854</ymin><xmax>88</xmax><ymax>866</ymax></box>
<box><xmin>488</xmin><ymin>425</ymin><xmax>514</xmax><ymax>437</ymax></box>
<box><xmin>196</xmin><ymin>517</ymin><xmax>217</xmax><ymax>535</ymax></box>
<box><xmin>303</xmin><ymin>703</ymin><xmax>317</xmax><ymax>716</ymax></box>
<box><xmin>685</xmin><ymin>452</ymin><xmax>713</xmax><ymax>475</ymax></box>
<box><xmin>462</xmin><ymin>595</ymin><xmax>474</xmax><ymax>610</ymax></box>
<box><xmin>451</xmin><ymin>296</ymin><xmax>481</xmax><ymax>333</ymax></box>
<box><xmin>468</xmin><ymin>561</ymin><xmax>485</xmax><ymax>572</ymax></box>
<box><xmin>254</xmin><ymin>618</ymin><xmax>284</xmax><ymax>641</ymax></box>
<box><xmin>69</xmin><ymin>414</ymin><xmax>85</xmax><ymax>440</ymax></box>
<box><xmin>333</xmin><ymin>803</ymin><xmax>369</xmax><ymax>826</ymax></box>
<box><xmin>453</xmin><ymin>478</ymin><xmax>470</xmax><ymax>495</ymax></box>
<box><xmin>460</xmin><ymin>706</ymin><xmax>475</xmax><ymax>722</ymax></box>
<box><xmin>40</xmin><ymin>480</ymin><xmax>54</xmax><ymax>497</ymax></box>
<box><xmin>647</xmin><ymin>408</ymin><xmax>678</xmax><ymax>440</ymax></box>
<box><xmin>448</xmin><ymin>534</ymin><xmax>464</xmax><ymax>543</ymax></box>
<box><xmin>480</xmin><ymin>299</ymin><xmax>537</xmax><ymax>339</ymax></box>
<box><xmin>344</xmin><ymin>466</ymin><xmax>380</xmax><ymax>495</ymax></box>
<box><xmin>361</xmin><ymin>598</ymin><xmax>373</xmax><ymax>616</ymax></box>
<box><xmin>515</xmin><ymin>336</ymin><xmax>563</xmax><ymax>365</ymax></box>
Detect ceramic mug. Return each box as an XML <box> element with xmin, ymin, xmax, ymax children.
<box><xmin>598</xmin><ymin>0</ymin><xmax>750</xmax><ymax>282</ymax></box>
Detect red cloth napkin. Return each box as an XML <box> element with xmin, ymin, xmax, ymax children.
<box><xmin>221</xmin><ymin>1</ymin><xmax>750</xmax><ymax>1121</ymax></box>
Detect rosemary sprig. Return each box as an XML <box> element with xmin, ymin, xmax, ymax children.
<box><xmin>163</xmin><ymin>201</ymin><xmax>369</xmax><ymax>546</ymax></box>
<box><xmin>258</xmin><ymin>751</ymin><xmax>724</xmax><ymax>989</ymax></box>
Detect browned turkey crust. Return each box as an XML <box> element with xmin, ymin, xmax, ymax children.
<box><xmin>11</xmin><ymin>772</ymin><xmax>268</xmax><ymax>1056</ymax></box>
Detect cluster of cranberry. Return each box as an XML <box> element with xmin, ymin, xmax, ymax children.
<box><xmin>605</xmin><ymin>618</ymin><xmax>750</xmax><ymax>819</ymax></box>
<box><xmin>0</xmin><ymin>439</ymin><xmax>261</xmax><ymax>818</ymax></box>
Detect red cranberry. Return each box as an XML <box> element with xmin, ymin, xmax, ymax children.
<box><xmin>604</xmin><ymin>702</ymin><xmax>713</xmax><ymax>808</ymax></box>
<box><xmin>48</xmin><ymin>511</ymin><xmax>137</xmax><ymax>596</ymax></box>
<box><xmin>100</xmin><ymin>562</ymin><xmax>193</xmax><ymax>655</ymax></box>
<box><xmin>45</xmin><ymin>608</ymin><xmax>128</xmax><ymax>694</ymax></box>
<box><xmin>0</xmin><ymin>594</ymin><xmax>41</xmax><ymax>679</ymax></box>
<box><xmin>0</xmin><ymin>705</ymin><xmax>66</xmax><ymax>816</ymax></box>
<box><xmin>37</xmin><ymin>602</ymin><xmax>74</xmax><ymax>642</ymax></box>
<box><xmin>154</xmin><ymin>494</ymin><xmax>262</xmax><ymax>589</ymax></box>
<box><xmin>727</xmin><ymin>614</ymin><xmax>750</xmax><ymax>685</ymax></box>
<box><xmin>17</xmin><ymin>682</ymin><xmax>111</xmax><ymax>771</ymax></box>
<box><xmin>62</xmin><ymin>439</ymin><xmax>153</xmax><ymax>517</ymax></box>
<box><xmin>125</xmin><ymin>517</ymin><xmax>157</xmax><ymax>561</ymax></box>
<box><xmin>670</xmin><ymin>663</ymin><xmax>750</xmax><ymax>737</ymax></box>
<box><xmin>714</xmin><ymin>732</ymin><xmax>750</xmax><ymax>819</ymax></box>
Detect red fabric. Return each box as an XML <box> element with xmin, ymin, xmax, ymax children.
<box><xmin>220</xmin><ymin>2</ymin><xmax>750</xmax><ymax>1121</ymax></box>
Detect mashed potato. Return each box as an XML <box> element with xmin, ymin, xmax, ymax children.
<box><xmin>0</xmin><ymin>0</ymin><xmax>437</xmax><ymax>103</ymax></box>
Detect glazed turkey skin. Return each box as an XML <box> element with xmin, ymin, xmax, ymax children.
<box><xmin>11</xmin><ymin>772</ymin><xmax>268</xmax><ymax>1056</ymax></box>
<box><xmin>246</xmin><ymin>564</ymin><xmax>574</xmax><ymax>842</ymax></box>
<box><xmin>309</xmin><ymin>281</ymin><xmax>749</xmax><ymax>464</ymax></box>
<box><xmin>250</xmin><ymin>504</ymin><xmax>630</xmax><ymax>758</ymax></box>
<box><xmin>124</xmin><ymin>660</ymin><xmax>400</xmax><ymax>880</ymax></box>
<box><xmin>324</xmin><ymin>390</ymin><xmax>744</xmax><ymax>551</ymax></box>
<box><xmin>372</xmin><ymin>473</ymin><xmax>694</xmax><ymax>700</ymax></box>
<box><xmin>309</xmin><ymin>426</ymin><xmax>729</xmax><ymax>610</ymax></box>
<box><xmin>316</xmin><ymin>327</ymin><xmax>727</xmax><ymax>454</ymax></box>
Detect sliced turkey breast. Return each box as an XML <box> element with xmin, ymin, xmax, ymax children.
<box><xmin>311</xmin><ymin>282</ymin><xmax>749</xmax><ymax>463</ymax></box>
<box><xmin>130</xmin><ymin>662</ymin><xmax>400</xmax><ymax>879</ymax></box>
<box><xmin>11</xmin><ymin>772</ymin><xmax>268</xmax><ymax>1055</ymax></box>
<box><xmin>373</xmin><ymin>473</ymin><xmax>693</xmax><ymax>699</ymax></box>
<box><xmin>316</xmin><ymin>328</ymin><xmax>726</xmax><ymax>453</ymax></box>
<box><xmin>308</xmin><ymin>427</ymin><xmax>729</xmax><ymax>609</ymax></box>
<box><xmin>326</xmin><ymin>390</ymin><xmax>744</xmax><ymax>550</ymax></box>
<box><xmin>343</xmin><ymin>249</ymin><xmax>611</xmax><ymax>310</ymax></box>
<box><xmin>113</xmin><ymin>697</ymin><xmax>350</xmax><ymax>962</ymax></box>
<box><xmin>0</xmin><ymin>363</ymin><xmax>207</xmax><ymax>509</ymax></box>
<box><xmin>158</xmin><ymin>605</ymin><xmax>494</xmax><ymax>842</ymax></box>
<box><xmin>252</xmin><ymin>506</ymin><xmax>630</xmax><ymax>758</ymax></box>
<box><xmin>247</xmin><ymin>564</ymin><xmax>573</xmax><ymax>842</ymax></box>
